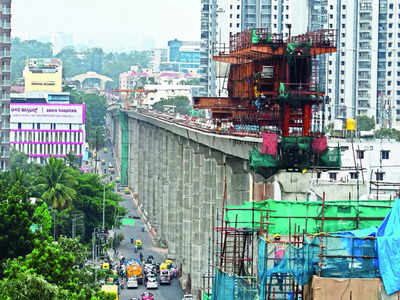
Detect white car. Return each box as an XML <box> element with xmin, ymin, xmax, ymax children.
<box><xmin>182</xmin><ymin>295</ymin><xmax>193</xmax><ymax>300</ymax></box>
<box><xmin>127</xmin><ymin>276</ymin><xmax>138</xmax><ymax>289</ymax></box>
<box><xmin>146</xmin><ymin>276</ymin><xmax>158</xmax><ymax>289</ymax></box>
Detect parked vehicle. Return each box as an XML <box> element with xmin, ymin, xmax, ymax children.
<box><xmin>182</xmin><ymin>295</ymin><xmax>193</xmax><ymax>300</ymax></box>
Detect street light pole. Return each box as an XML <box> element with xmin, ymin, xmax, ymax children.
<box><xmin>102</xmin><ymin>182</ymin><xmax>105</xmax><ymax>231</ymax></box>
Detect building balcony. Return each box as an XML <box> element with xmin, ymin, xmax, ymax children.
<box><xmin>1</xmin><ymin>109</ymin><xmax>9</xmax><ymax>116</ymax></box>
<box><xmin>1</xmin><ymin>80</ymin><xmax>10</xmax><ymax>86</ymax></box>
<box><xmin>1</xmin><ymin>137</ymin><xmax>9</xmax><ymax>144</ymax></box>
<box><xmin>1</xmin><ymin>22</ymin><xmax>11</xmax><ymax>29</ymax></box>
<box><xmin>1</xmin><ymin>95</ymin><xmax>9</xmax><ymax>102</ymax></box>
<box><xmin>1</xmin><ymin>6</ymin><xmax>11</xmax><ymax>14</ymax></box>
<box><xmin>1</xmin><ymin>123</ymin><xmax>9</xmax><ymax>129</ymax></box>
<box><xmin>1</xmin><ymin>66</ymin><xmax>10</xmax><ymax>72</ymax></box>
<box><xmin>1</xmin><ymin>36</ymin><xmax>10</xmax><ymax>43</ymax></box>
<box><xmin>1</xmin><ymin>151</ymin><xmax>9</xmax><ymax>159</ymax></box>
<box><xmin>1</xmin><ymin>50</ymin><xmax>10</xmax><ymax>58</ymax></box>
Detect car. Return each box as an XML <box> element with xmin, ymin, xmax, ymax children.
<box><xmin>103</xmin><ymin>147</ymin><xmax>108</xmax><ymax>153</ymax></box>
<box><xmin>127</xmin><ymin>276</ymin><xmax>138</xmax><ymax>289</ymax></box>
<box><xmin>182</xmin><ymin>295</ymin><xmax>193</xmax><ymax>300</ymax></box>
<box><xmin>108</xmin><ymin>162</ymin><xmax>113</xmax><ymax>169</ymax></box>
<box><xmin>146</xmin><ymin>276</ymin><xmax>158</xmax><ymax>289</ymax></box>
<box><xmin>141</xmin><ymin>292</ymin><xmax>154</xmax><ymax>300</ymax></box>
<box><xmin>159</xmin><ymin>269</ymin><xmax>171</xmax><ymax>285</ymax></box>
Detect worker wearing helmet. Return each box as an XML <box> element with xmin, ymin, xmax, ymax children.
<box><xmin>268</xmin><ymin>234</ymin><xmax>285</xmax><ymax>291</ymax></box>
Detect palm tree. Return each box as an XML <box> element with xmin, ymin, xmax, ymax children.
<box><xmin>37</xmin><ymin>156</ymin><xmax>77</xmax><ymax>210</ymax></box>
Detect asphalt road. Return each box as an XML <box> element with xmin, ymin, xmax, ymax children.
<box><xmin>98</xmin><ymin>145</ymin><xmax>185</xmax><ymax>300</ymax></box>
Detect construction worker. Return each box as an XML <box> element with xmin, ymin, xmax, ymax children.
<box><xmin>269</xmin><ymin>234</ymin><xmax>285</xmax><ymax>291</ymax></box>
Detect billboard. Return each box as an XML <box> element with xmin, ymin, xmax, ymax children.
<box><xmin>10</xmin><ymin>103</ymin><xmax>85</xmax><ymax>124</ymax></box>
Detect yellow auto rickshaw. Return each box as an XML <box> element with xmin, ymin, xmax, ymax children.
<box><xmin>135</xmin><ymin>239</ymin><xmax>142</xmax><ymax>251</ymax></box>
<box><xmin>101</xmin><ymin>262</ymin><xmax>110</xmax><ymax>270</ymax></box>
<box><xmin>159</xmin><ymin>262</ymin><xmax>169</xmax><ymax>271</ymax></box>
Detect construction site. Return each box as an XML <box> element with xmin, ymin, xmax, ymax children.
<box><xmin>191</xmin><ymin>28</ymin><xmax>400</xmax><ymax>299</ymax></box>
<box><xmin>107</xmin><ymin>25</ymin><xmax>400</xmax><ymax>300</ymax></box>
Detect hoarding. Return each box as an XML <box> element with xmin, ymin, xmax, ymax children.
<box><xmin>10</xmin><ymin>103</ymin><xmax>85</xmax><ymax>124</ymax></box>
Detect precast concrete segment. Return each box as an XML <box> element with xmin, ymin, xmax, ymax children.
<box><xmin>143</xmin><ymin>126</ymin><xmax>150</xmax><ymax>220</ymax></box>
<box><xmin>137</xmin><ymin>124</ymin><xmax>145</xmax><ymax>217</ymax></box>
<box><xmin>182</xmin><ymin>142</ymin><xmax>193</xmax><ymax>287</ymax></box>
<box><xmin>147</xmin><ymin>127</ymin><xmax>155</xmax><ymax>226</ymax></box>
<box><xmin>175</xmin><ymin>137</ymin><xmax>184</xmax><ymax>262</ymax></box>
<box><xmin>226</xmin><ymin>158</ymin><xmax>250</xmax><ymax>206</ymax></box>
<box><xmin>166</xmin><ymin>133</ymin><xmax>179</xmax><ymax>259</ymax></box>
<box><xmin>191</xmin><ymin>146</ymin><xmax>203</xmax><ymax>294</ymax></box>
<box><xmin>131</xmin><ymin>119</ymin><xmax>140</xmax><ymax>193</ymax></box>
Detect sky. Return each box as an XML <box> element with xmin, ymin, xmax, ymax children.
<box><xmin>11</xmin><ymin>0</ymin><xmax>201</xmax><ymax>51</ymax></box>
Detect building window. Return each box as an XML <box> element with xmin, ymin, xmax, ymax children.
<box><xmin>18</xmin><ymin>123</ymin><xmax>21</xmax><ymax>129</ymax></box>
<box><xmin>329</xmin><ymin>173</ymin><xmax>337</xmax><ymax>180</ymax></box>
<box><xmin>376</xmin><ymin>172</ymin><xmax>384</xmax><ymax>181</ymax></box>
<box><xmin>350</xmin><ymin>172</ymin><xmax>359</xmax><ymax>179</ymax></box>
<box><xmin>317</xmin><ymin>172</ymin><xmax>321</xmax><ymax>179</ymax></box>
<box><xmin>381</xmin><ymin>150</ymin><xmax>390</xmax><ymax>159</ymax></box>
<box><xmin>37</xmin><ymin>123</ymin><xmax>40</xmax><ymax>129</ymax></box>
<box><xmin>356</xmin><ymin>150</ymin><xmax>365</xmax><ymax>159</ymax></box>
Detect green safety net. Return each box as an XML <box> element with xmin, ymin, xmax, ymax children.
<box><xmin>119</xmin><ymin>111</ymin><xmax>129</xmax><ymax>185</ymax></box>
<box><xmin>121</xmin><ymin>218</ymin><xmax>135</xmax><ymax>227</ymax></box>
<box><xmin>211</xmin><ymin>269</ymin><xmax>257</xmax><ymax>300</ymax></box>
<box><xmin>258</xmin><ymin>233</ymin><xmax>379</xmax><ymax>300</ymax></box>
<box><xmin>251</xmin><ymin>29</ymin><xmax>260</xmax><ymax>44</ymax></box>
<box><xmin>203</xmin><ymin>292</ymin><xmax>211</xmax><ymax>300</ymax></box>
<box><xmin>225</xmin><ymin>200</ymin><xmax>393</xmax><ymax>234</ymax></box>
<box><xmin>249</xmin><ymin>148</ymin><xmax>279</xmax><ymax>169</ymax></box>
<box><xmin>319</xmin><ymin>147</ymin><xmax>342</xmax><ymax>168</ymax></box>
<box><xmin>279</xmin><ymin>82</ymin><xmax>289</xmax><ymax>98</ymax></box>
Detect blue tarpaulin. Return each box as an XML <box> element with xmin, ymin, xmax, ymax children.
<box><xmin>377</xmin><ymin>199</ymin><xmax>400</xmax><ymax>295</ymax></box>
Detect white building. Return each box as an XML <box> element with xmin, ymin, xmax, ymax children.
<box><xmin>10</xmin><ymin>103</ymin><xmax>86</xmax><ymax>164</ymax></box>
<box><xmin>142</xmin><ymin>84</ymin><xmax>193</xmax><ymax>108</ymax></box>
<box><xmin>315</xmin><ymin>138</ymin><xmax>400</xmax><ymax>199</ymax></box>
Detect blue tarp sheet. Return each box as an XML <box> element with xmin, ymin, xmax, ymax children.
<box><xmin>377</xmin><ymin>199</ymin><xmax>400</xmax><ymax>295</ymax></box>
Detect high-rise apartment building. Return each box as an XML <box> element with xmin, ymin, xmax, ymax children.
<box><xmin>200</xmin><ymin>0</ymin><xmax>309</xmax><ymax>97</ymax></box>
<box><xmin>0</xmin><ymin>0</ymin><xmax>11</xmax><ymax>171</ymax></box>
<box><xmin>323</xmin><ymin>0</ymin><xmax>399</xmax><ymax>127</ymax></box>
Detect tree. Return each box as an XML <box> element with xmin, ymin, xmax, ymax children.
<box><xmin>1</xmin><ymin>237</ymin><xmax>114</xmax><ymax>299</ymax></box>
<box><xmin>356</xmin><ymin>115</ymin><xmax>375</xmax><ymax>131</ymax></box>
<box><xmin>37</xmin><ymin>157</ymin><xmax>77</xmax><ymax>210</ymax></box>
<box><xmin>11</xmin><ymin>38</ymin><xmax>53</xmax><ymax>81</ymax></box>
<box><xmin>0</xmin><ymin>182</ymin><xmax>35</xmax><ymax>264</ymax></box>
<box><xmin>374</xmin><ymin>128</ymin><xmax>400</xmax><ymax>141</ymax></box>
<box><xmin>33</xmin><ymin>202</ymin><xmax>52</xmax><ymax>236</ymax></box>
<box><xmin>152</xmin><ymin>96</ymin><xmax>192</xmax><ymax>115</ymax></box>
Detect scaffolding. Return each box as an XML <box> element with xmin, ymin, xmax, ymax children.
<box><xmin>119</xmin><ymin>110</ymin><xmax>129</xmax><ymax>185</ymax></box>
<box><xmin>207</xmin><ymin>194</ymin><xmax>392</xmax><ymax>300</ymax></box>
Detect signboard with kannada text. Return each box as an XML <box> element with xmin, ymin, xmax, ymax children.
<box><xmin>10</xmin><ymin>103</ymin><xmax>85</xmax><ymax>124</ymax></box>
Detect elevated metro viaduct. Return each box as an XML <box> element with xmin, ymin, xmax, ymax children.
<box><xmin>106</xmin><ymin>107</ymin><xmax>355</xmax><ymax>296</ymax></box>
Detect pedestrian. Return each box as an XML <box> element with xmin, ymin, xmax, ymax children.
<box><xmin>139</xmin><ymin>252</ymin><xmax>143</xmax><ymax>262</ymax></box>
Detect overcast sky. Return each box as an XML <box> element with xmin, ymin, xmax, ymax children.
<box><xmin>12</xmin><ymin>0</ymin><xmax>201</xmax><ymax>51</ymax></box>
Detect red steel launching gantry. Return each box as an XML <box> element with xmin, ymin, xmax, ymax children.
<box><xmin>194</xmin><ymin>28</ymin><xmax>336</xmax><ymax>137</ymax></box>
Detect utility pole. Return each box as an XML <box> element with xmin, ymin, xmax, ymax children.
<box><xmin>102</xmin><ymin>182</ymin><xmax>106</xmax><ymax>231</ymax></box>
<box><xmin>72</xmin><ymin>216</ymin><xmax>76</xmax><ymax>239</ymax></box>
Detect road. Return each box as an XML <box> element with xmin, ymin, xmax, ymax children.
<box><xmin>98</xmin><ymin>144</ymin><xmax>185</xmax><ymax>300</ymax></box>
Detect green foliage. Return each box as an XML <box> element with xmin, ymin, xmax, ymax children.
<box><xmin>0</xmin><ymin>182</ymin><xmax>36</xmax><ymax>265</ymax></box>
<box><xmin>33</xmin><ymin>202</ymin><xmax>52</xmax><ymax>236</ymax></box>
<box><xmin>152</xmin><ymin>96</ymin><xmax>192</xmax><ymax>115</ymax></box>
<box><xmin>70</xmin><ymin>91</ymin><xmax>107</xmax><ymax>151</ymax></box>
<box><xmin>374</xmin><ymin>128</ymin><xmax>400</xmax><ymax>141</ymax></box>
<box><xmin>11</xmin><ymin>38</ymin><xmax>53</xmax><ymax>82</ymax></box>
<box><xmin>37</xmin><ymin>156</ymin><xmax>77</xmax><ymax>210</ymax></box>
<box><xmin>1</xmin><ymin>237</ymin><xmax>114</xmax><ymax>299</ymax></box>
<box><xmin>12</xmin><ymin>38</ymin><xmax>151</xmax><ymax>89</ymax></box>
<box><xmin>356</xmin><ymin>115</ymin><xmax>375</xmax><ymax>131</ymax></box>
